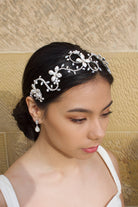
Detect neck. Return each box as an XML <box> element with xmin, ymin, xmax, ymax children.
<box><xmin>29</xmin><ymin>133</ymin><xmax>80</xmax><ymax>174</ymax></box>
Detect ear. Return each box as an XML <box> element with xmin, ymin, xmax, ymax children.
<box><xmin>26</xmin><ymin>96</ymin><xmax>43</xmax><ymax>124</ymax></box>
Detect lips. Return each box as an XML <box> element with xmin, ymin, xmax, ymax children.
<box><xmin>82</xmin><ymin>145</ymin><xmax>98</xmax><ymax>153</ymax></box>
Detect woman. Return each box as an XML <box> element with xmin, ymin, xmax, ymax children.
<box><xmin>0</xmin><ymin>42</ymin><xmax>124</xmax><ymax>206</ymax></box>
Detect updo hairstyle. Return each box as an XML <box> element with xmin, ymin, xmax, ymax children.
<box><xmin>13</xmin><ymin>42</ymin><xmax>114</xmax><ymax>141</ymax></box>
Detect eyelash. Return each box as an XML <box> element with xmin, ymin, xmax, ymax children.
<box><xmin>70</xmin><ymin>111</ymin><xmax>112</xmax><ymax>123</ymax></box>
<box><xmin>102</xmin><ymin>111</ymin><xmax>112</xmax><ymax>117</ymax></box>
<box><xmin>71</xmin><ymin>118</ymin><xmax>86</xmax><ymax>123</ymax></box>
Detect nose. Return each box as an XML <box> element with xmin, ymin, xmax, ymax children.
<box><xmin>87</xmin><ymin>118</ymin><xmax>105</xmax><ymax>141</ymax></box>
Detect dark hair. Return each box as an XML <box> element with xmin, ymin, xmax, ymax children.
<box><xmin>13</xmin><ymin>42</ymin><xmax>113</xmax><ymax>141</ymax></box>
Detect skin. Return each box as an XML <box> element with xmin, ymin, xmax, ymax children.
<box><xmin>0</xmin><ymin>75</ymin><xmax>124</xmax><ymax>206</ymax></box>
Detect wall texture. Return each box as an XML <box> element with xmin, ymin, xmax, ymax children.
<box><xmin>0</xmin><ymin>0</ymin><xmax>137</xmax><ymax>52</ymax></box>
<box><xmin>0</xmin><ymin>0</ymin><xmax>138</xmax><ymax>206</ymax></box>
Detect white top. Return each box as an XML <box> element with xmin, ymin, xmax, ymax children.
<box><xmin>97</xmin><ymin>146</ymin><xmax>122</xmax><ymax>207</ymax></box>
<box><xmin>0</xmin><ymin>146</ymin><xmax>122</xmax><ymax>207</ymax></box>
<box><xmin>0</xmin><ymin>174</ymin><xmax>20</xmax><ymax>207</ymax></box>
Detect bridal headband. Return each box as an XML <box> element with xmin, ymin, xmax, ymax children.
<box><xmin>30</xmin><ymin>50</ymin><xmax>111</xmax><ymax>102</ymax></box>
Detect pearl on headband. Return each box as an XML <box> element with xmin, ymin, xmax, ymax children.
<box><xmin>30</xmin><ymin>50</ymin><xmax>111</xmax><ymax>102</ymax></box>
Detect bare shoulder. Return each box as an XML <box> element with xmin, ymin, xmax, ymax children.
<box><xmin>0</xmin><ymin>191</ymin><xmax>7</xmax><ymax>207</ymax></box>
<box><xmin>4</xmin><ymin>159</ymin><xmax>22</xmax><ymax>179</ymax></box>
<box><xmin>4</xmin><ymin>151</ymin><xmax>28</xmax><ymax>177</ymax></box>
<box><xmin>106</xmin><ymin>149</ymin><xmax>125</xmax><ymax>206</ymax></box>
<box><xmin>106</xmin><ymin>149</ymin><xmax>120</xmax><ymax>176</ymax></box>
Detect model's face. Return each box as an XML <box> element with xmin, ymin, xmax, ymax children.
<box><xmin>40</xmin><ymin>76</ymin><xmax>112</xmax><ymax>159</ymax></box>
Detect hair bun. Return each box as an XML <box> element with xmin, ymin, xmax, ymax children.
<box><xmin>12</xmin><ymin>97</ymin><xmax>38</xmax><ymax>141</ymax></box>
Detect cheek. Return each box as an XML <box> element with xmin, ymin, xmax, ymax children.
<box><xmin>44</xmin><ymin>117</ymin><xmax>78</xmax><ymax>146</ymax></box>
<box><xmin>102</xmin><ymin>118</ymin><xmax>110</xmax><ymax>130</ymax></box>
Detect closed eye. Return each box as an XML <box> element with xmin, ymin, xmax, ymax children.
<box><xmin>102</xmin><ymin>111</ymin><xmax>112</xmax><ymax>117</ymax></box>
<box><xmin>71</xmin><ymin>118</ymin><xmax>86</xmax><ymax>123</ymax></box>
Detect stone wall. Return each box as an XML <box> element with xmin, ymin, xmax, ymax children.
<box><xmin>0</xmin><ymin>0</ymin><xmax>137</xmax><ymax>206</ymax></box>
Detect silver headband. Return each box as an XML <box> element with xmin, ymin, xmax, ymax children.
<box><xmin>30</xmin><ymin>50</ymin><xmax>111</xmax><ymax>102</ymax></box>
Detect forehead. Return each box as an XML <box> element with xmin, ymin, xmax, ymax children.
<box><xmin>56</xmin><ymin>77</ymin><xmax>111</xmax><ymax>110</ymax></box>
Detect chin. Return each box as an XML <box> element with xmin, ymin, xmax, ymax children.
<box><xmin>58</xmin><ymin>148</ymin><xmax>97</xmax><ymax>160</ymax></box>
<box><xmin>74</xmin><ymin>152</ymin><xmax>96</xmax><ymax>160</ymax></box>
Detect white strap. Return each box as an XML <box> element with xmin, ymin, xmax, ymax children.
<box><xmin>107</xmin><ymin>193</ymin><xmax>122</xmax><ymax>207</ymax></box>
<box><xmin>97</xmin><ymin>146</ymin><xmax>121</xmax><ymax>194</ymax></box>
<box><xmin>0</xmin><ymin>175</ymin><xmax>20</xmax><ymax>207</ymax></box>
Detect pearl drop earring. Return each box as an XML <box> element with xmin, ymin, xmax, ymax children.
<box><xmin>35</xmin><ymin>120</ymin><xmax>40</xmax><ymax>132</ymax></box>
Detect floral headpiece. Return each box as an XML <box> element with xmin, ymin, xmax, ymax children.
<box><xmin>30</xmin><ymin>50</ymin><xmax>111</xmax><ymax>102</ymax></box>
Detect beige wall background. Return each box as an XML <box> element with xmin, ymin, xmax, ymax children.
<box><xmin>0</xmin><ymin>0</ymin><xmax>138</xmax><ymax>206</ymax></box>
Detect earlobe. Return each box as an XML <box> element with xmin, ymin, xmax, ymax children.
<box><xmin>26</xmin><ymin>96</ymin><xmax>42</xmax><ymax>123</ymax></box>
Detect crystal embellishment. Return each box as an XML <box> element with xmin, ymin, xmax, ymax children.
<box><xmin>30</xmin><ymin>50</ymin><xmax>111</xmax><ymax>102</ymax></box>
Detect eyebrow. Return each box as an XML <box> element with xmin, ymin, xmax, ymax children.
<box><xmin>67</xmin><ymin>100</ymin><xmax>113</xmax><ymax>113</ymax></box>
